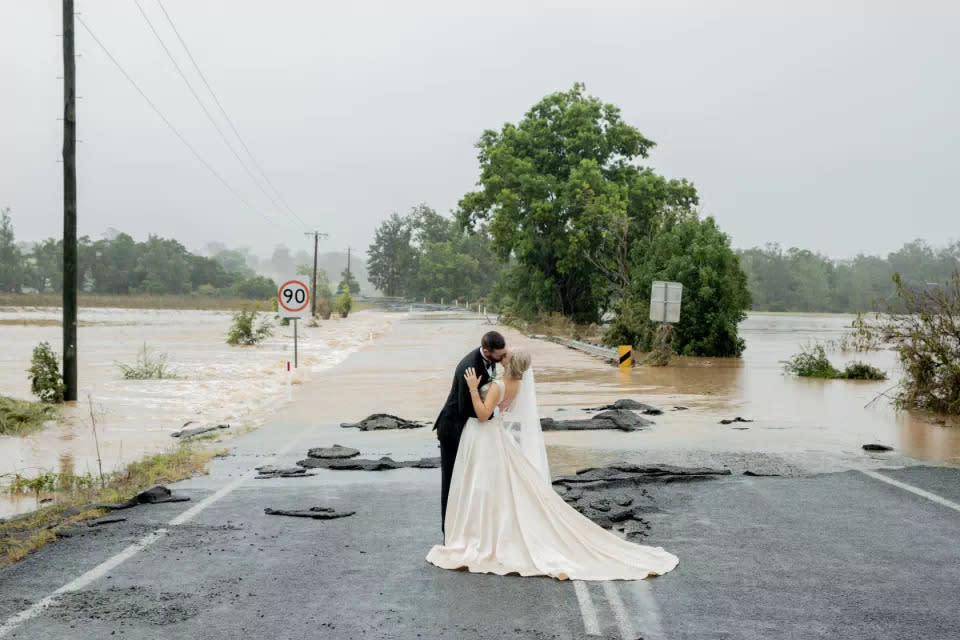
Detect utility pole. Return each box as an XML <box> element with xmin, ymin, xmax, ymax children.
<box><xmin>304</xmin><ymin>230</ymin><xmax>327</xmax><ymax>316</ymax></box>
<box><xmin>62</xmin><ymin>0</ymin><xmax>78</xmax><ymax>401</ymax></box>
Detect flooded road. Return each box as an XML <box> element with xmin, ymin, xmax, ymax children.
<box><xmin>0</xmin><ymin>307</ymin><xmax>394</xmax><ymax>517</ymax></box>
<box><xmin>3</xmin><ymin>308</ymin><xmax>957</xmax><ymax>518</ymax></box>
<box><xmin>272</xmin><ymin>311</ymin><xmax>960</xmax><ymax>478</ymax></box>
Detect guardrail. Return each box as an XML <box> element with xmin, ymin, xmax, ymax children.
<box><xmin>532</xmin><ymin>335</ymin><xmax>620</xmax><ymax>364</ymax></box>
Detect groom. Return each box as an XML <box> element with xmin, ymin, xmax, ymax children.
<box><xmin>434</xmin><ymin>330</ymin><xmax>508</xmax><ymax>536</ymax></box>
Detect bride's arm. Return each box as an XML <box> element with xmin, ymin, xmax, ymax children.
<box><xmin>464</xmin><ymin>368</ymin><xmax>500</xmax><ymax>422</ymax></box>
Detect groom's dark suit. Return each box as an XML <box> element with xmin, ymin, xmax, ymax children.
<box><xmin>435</xmin><ymin>347</ymin><xmax>493</xmax><ymax>535</ymax></box>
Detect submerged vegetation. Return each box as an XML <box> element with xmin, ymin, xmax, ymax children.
<box><xmin>783</xmin><ymin>344</ymin><xmax>887</xmax><ymax>380</ymax></box>
<box><xmin>28</xmin><ymin>342</ymin><xmax>65</xmax><ymax>403</ymax></box>
<box><xmin>0</xmin><ymin>395</ymin><xmax>59</xmax><ymax>437</ymax></box>
<box><xmin>116</xmin><ymin>343</ymin><xmax>178</xmax><ymax>380</ymax></box>
<box><xmin>226</xmin><ymin>310</ymin><xmax>273</xmax><ymax>346</ymax></box>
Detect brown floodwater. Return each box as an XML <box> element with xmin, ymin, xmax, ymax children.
<box><xmin>276</xmin><ymin>311</ymin><xmax>960</xmax><ymax>478</ymax></box>
<box><xmin>0</xmin><ymin>307</ymin><xmax>395</xmax><ymax>518</ymax></box>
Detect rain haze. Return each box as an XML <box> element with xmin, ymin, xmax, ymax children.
<box><xmin>1</xmin><ymin>0</ymin><xmax>958</xmax><ymax>259</ymax></box>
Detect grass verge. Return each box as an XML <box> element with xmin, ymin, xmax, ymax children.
<box><xmin>0</xmin><ymin>444</ymin><xmax>225</xmax><ymax>567</ymax></box>
<box><xmin>0</xmin><ymin>396</ymin><xmax>60</xmax><ymax>437</ymax></box>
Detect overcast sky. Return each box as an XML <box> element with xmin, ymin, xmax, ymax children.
<box><xmin>2</xmin><ymin>0</ymin><xmax>958</xmax><ymax>260</ymax></box>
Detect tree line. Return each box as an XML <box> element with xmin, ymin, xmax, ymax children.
<box><xmin>0</xmin><ymin>208</ymin><xmax>366</xmax><ymax>306</ymax></box>
<box><xmin>738</xmin><ymin>241</ymin><xmax>960</xmax><ymax>313</ymax></box>
<box><xmin>366</xmin><ymin>204</ymin><xmax>500</xmax><ymax>303</ymax></box>
<box><xmin>0</xmin><ymin>209</ymin><xmax>279</xmax><ymax>299</ymax></box>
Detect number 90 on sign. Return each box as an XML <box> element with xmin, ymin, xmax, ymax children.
<box><xmin>278</xmin><ymin>280</ymin><xmax>310</xmax><ymax>318</ymax></box>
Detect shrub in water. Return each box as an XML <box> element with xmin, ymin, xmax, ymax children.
<box><xmin>116</xmin><ymin>343</ymin><xmax>177</xmax><ymax>379</ymax></box>
<box><xmin>226</xmin><ymin>310</ymin><xmax>273</xmax><ymax>346</ymax></box>
<box><xmin>783</xmin><ymin>344</ymin><xmax>841</xmax><ymax>379</ymax></box>
<box><xmin>336</xmin><ymin>292</ymin><xmax>353</xmax><ymax>318</ymax></box>
<box><xmin>27</xmin><ymin>342</ymin><xmax>65</xmax><ymax>403</ymax></box>
<box><xmin>784</xmin><ymin>343</ymin><xmax>887</xmax><ymax>380</ymax></box>
<box><xmin>841</xmin><ymin>362</ymin><xmax>887</xmax><ymax>381</ymax></box>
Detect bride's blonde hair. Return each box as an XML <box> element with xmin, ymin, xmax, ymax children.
<box><xmin>505</xmin><ymin>350</ymin><xmax>532</xmax><ymax>380</ymax></box>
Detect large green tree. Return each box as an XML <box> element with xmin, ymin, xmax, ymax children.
<box><xmin>457</xmin><ymin>83</ymin><xmax>696</xmax><ymax>322</ymax></box>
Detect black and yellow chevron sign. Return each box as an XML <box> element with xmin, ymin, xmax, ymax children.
<box><xmin>618</xmin><ymin>345</ymin><xmax>632</xmax><ymax>369</ymax></box>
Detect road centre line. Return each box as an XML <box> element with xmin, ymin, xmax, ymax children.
<box><xmin>573</xmin><ymin>580</ymin><xmax>601</xmax><ymax>635</ymax></box>
<box><xmin>860</xmin><ymin>470</ymin><xmax>960</xmax><ymax>514</ymax></box>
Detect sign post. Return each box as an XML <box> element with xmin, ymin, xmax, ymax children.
<box><xmin>278</xmin><ymin>279</ymin><xmax>310</xmax><ymax>369</ymax></box>
<box><xmin>648</xmin><ymin>281</ymin><xmax>683</xmax><ymax>365</ymax></box>
<box><xmin>649</xmin><ymin>281</ymin><xmax>683</xmax><ymax>324</ymax></box>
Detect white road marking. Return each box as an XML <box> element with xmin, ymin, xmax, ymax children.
<box><xmin>602</xmin><ymin>581</ymin><xmax>637</xmax><ymax>640</ymax></box>
<box><xmin>0</xmin><ymin>435</ymin><xmax>307</xmax><ymax>638</ymax></box>
<box><xmin>627</xmin><ymin>580</ymin><xmax>668</xmax><ymax>640</ymax></box>
<box><xmin>573</xmin><ymin>581</ymin><xmax>601</xmax><ymax>635</ymax></box>
<box><xmin>860</xmin><ymin>470</ymin><xmax>960</xmax><ymax>514</ymax></box>
<box><xmin>0</xmin><ymin>529</ymin><xmax>167</xmax><ymax>638</ymax></box>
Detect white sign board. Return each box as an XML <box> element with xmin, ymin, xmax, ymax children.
<box><xmin>277</xmin><ymin>279</ymin><xmax>310</xmax><ymax>318</ymax></box>
<box><xmin>650</xmin><ymin>281</ymin><xmax>682</xmax><ymax>323</ymax></box>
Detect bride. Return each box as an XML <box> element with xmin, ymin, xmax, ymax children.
<box><xmin>426</xmin><ymin>350</ymin><xmax>679</xmax><ymax>581</ymax></box>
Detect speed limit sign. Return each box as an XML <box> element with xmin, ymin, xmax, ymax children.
<box><xmin>277</xmin><ymin>279</ymin><xmax>310</xmax><ymax>318</ymax></box>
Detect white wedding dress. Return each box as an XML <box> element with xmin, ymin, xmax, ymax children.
<box><xmin>426</xmin><ymin>372</ymin><xmax>679</xmax><ymax>581</ymax></box>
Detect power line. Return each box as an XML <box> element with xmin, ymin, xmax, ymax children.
<box><xmin>155</xmin><ymin>0</ymin><xmax>310</xmax><ymax>229</ymax></box>
<box><xmin>76</xmin><ymin>15</ymin><xmax>294</xmax><ymax>230</ymax></box>
<box><xmin>133</xmin><ymin>0</ymin><xmax>304</xmax><ymax>231</ymax></box>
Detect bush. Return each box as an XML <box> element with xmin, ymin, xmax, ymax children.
<box><xmin>116</xmin><ymin>343</ymin><xmax>177</xmax><ymax>379</ymax></box>
<box><xmin>317</xmin><ymin>297</ymin><xmax>332</xmax><ymax>320</ymax></box>
<box><xmin>841</xmin><ymin>362</ymin><xmax>887</xmax><ymax>381</ymax></box>
<box><xmin>783</xmin><ymin>344</ymin><xmax>840</xmax><ymax>379</ymax></box>
<box><xmin>226</xmin><ymin>310</ymin><xmax>273</xmax><ymax>345</ymax></box>
<box><xmin>230</xmin><ymin>275</ymin><xmax>277</xmax><ymax>300</ymax></box>
<box><xmin>784</xmin><ymin>343</ymin><xmax>887</xmax><ymax>380</ymax></box>
<box><xmin>193</xmin><ymin>284</ymin><xmax>218</xmax><ymax>297</ymax></box>
<box><xmin>336</xmin><ymin>292</ymin><xmax>353</xmax><ymax>318</ymax></box>
<box><xmin>881</xmin><ymin>271</ymin><xmax>960</xmax><ymax>414</ymax></box>
<box><xmin>27</xmin><ymin>342</ymin><xmax>65</xmax><ymax>403</ymax></box>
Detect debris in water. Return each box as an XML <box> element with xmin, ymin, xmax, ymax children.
<box><xmin>719</xmin><ymin>417</ymin><xmax>753</xmax><ymax>425</ymax></box>
<box><xmin>585</xmin><ymin>399</ymin><xmax>662</xmax><ymax>415</ymax></box>
<box><xmin>340</xmin><ymin>414</ymin><xmax>425</xmax><ymax>430</ymax></box>
<box><xmin>171</xmin><ymin>422</ymin><xmax>231</xmax><ymax>439</ymax></box>
<box><xmin>541</xmin><ymin>409</ymin><xmax>653</xmax><ymax>432</ymax></box>
<box><xmin>862</xmin><ymin>443</ymin><xmax>894</xmax><ymax>452</ymax></box>
<box><xmin>264</xmin><ymin>507</ymin><xmax>355</xmax><ymax>520</ymax></box>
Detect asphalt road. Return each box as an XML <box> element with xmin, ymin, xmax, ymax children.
<box><xmin>1</xmin><ymin>315</ymin><xmax>958</xmax><ymax>639</ymax></box>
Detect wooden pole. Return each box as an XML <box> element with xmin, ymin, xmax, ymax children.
<box><xmin>311</xmin><ymin>232</ymin><xmax>318</xmax><ymax>317</ymax></box>
<box><xmin>62</xmin><ymin>0</ymin><xmax>78</xmax><ymax>401</ymax></box>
